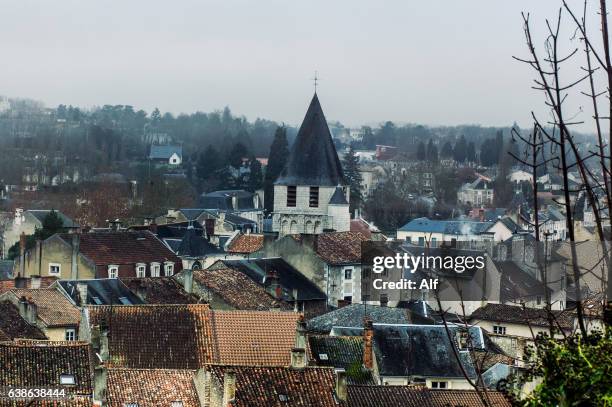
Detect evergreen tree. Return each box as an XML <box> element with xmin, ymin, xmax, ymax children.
<box><xmin>342</xmin><ymin>146</ymin><xmax>363</xmax><ymax>215</ymax></box>
<box><xmin>197</xmin><ymin>145</ymin><xmax>220</xmax><ymax>180</ymax></box>
<box><xmin>441</xmin><ymin>141</ymin><xmax>453</xmax><ymax>158</ymax></box>
<box><xmin>453</xmin><ymin>135</ymin><xmax>468</xmax><ymax>162</ymax></box>
<box><xmin>227</xmin><ymin>142</ymin><xmax>248</xmax><ymax>169</ymax></box>
<box><xmin>248</xmin><ymin>157</ymin><xmax>263</xmax><ymax>192</ymax></box>
<box><xmin>150</xmin><ymin>108</ymin><xmax>161</xmax><ymax>126</ymax></box>
<box><xmin>264</xmin><ymin>126</ymin><xmax>290</xmax><ymax>212</ymax></box>
<box><xmin>467</xmin><ymin>142</ymin><xmax>476</xmax><ymax>163</ymax></box>
<box><xmin>416</xmin><ymin>142</ymin><xmax>426</xmax><ymax>161</ymax></box>
<box><xmin>426</xmin><ymin>139</ymin><xmax>438</xmax><ymax>162</ymax></box>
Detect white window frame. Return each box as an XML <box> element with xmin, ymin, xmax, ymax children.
<box><xmin>65</xmin><ymin>328</ymin><xmax>76</xmax><ymax>341</ymax></box>
<box><xmin>49</xmin><ymin>263</ymin><xmax>61</xmax><ymax>276</ymax></box>
<box><xmin>493</xmin><ymin>325</ymin><xmax>507</xmax><ymax>335</ymax></box>
<box><xmin>343</xmin><ymin>267</ymin><xmax>353</xmax><ymax>280</ymax></box>
<box><xmin>431</xmin><ymin>381</ymin><xmax>447</xmax><ymax>389</ymax></box>
<box><xmin>164</xmin><ymin>262</ymin><xmax>174</xmax><ymax>276</ymax></box>
<box><xmin>108</xmin><ymin>265</ymin><xmax>119</xmax><ymax>279</ymax></box>
<box><xmin>135</xmin><ymin>263</ymin><xmax>146</xmax><ymax>278</ymax></box>
<box><xmin>150</xmin><ymin>262</ymin><xmax>160</xmax><ymax>277</ymax></box>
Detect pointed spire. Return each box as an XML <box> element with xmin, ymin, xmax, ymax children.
<box><xmin>276</xmin><ymin>94</ymin><xmax>345</xmax><ymax>187</ymax></box>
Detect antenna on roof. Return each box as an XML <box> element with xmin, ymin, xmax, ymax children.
<box><xmin>312</xmin><ymin>71</ymin><xmax>320</xmax><ymax>93</ymax></box>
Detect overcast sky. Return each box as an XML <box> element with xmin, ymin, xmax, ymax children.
<box><xmin>0</xmin><ymin>0</ymin><xmax>601</xmax><ymax>129</ymax></box>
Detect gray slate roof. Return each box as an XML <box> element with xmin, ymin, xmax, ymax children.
<box><xmin>331</xmin><ymin>323</ymin><xmax>486</xmax><ymax>379</ymax></box>
<box><xmin>307</xmin><ymin>303</ymin><xmax>435</xmax><ymax>334</ymax></box>
<box><xmin>399</xmin><ymin>217</ymin><xmax>492</xmax><ymax>235</ymax></box>
<box><xmin>329</xmin><ymin>187</ymin><xmax>348</xmax><ymax>205</ymax></box>
<box><xmin>57</xmin><ymin>279</ymin><xmax>144</xmax><ymax>306</ymax></box>
<box><xmin>276</xmin><ymin>94</ymin><xmax>345</xmax><ymax>187</ymax></box>
<box><xmin>149</xmin><ymin>145</ymin><xmax>182</xmax><ymax>160</ymax></box>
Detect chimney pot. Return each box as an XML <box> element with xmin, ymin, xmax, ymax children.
<box><xmin>363</xmin><ymin>318</ymin><xmax>374</xmax><ymax>369</ymax></box>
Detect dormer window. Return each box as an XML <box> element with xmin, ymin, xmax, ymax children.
<box><xmin>287</xmin><ymin>186</ymin><xmax>297</xmax><ymax>207</ymax></box>
<box><xmin>150</xmin><ymin>262</ymin><xmax>160</xmax><ymax>277</ymax></box>
<box><xmin>164</xmin><ymin>262</ymin><xmax>174</xmax><ymax>276</ymax></box>
<box><xmin>108</xmin><ymin>265</ymin><xmax>119</xmax><ymax>279</ymax></box>
<box><xmin>60</xmin><ymin>374</ymin><xmax>76</xmax><ymax>385</ymax></box>
<box><xmin>171</xmin><ymin>402</ymin><xmax>184</xmax><ymax>407</ymax></box>
<box><xmin>135</xmin><ymin>263</ymin><xmax>146</xmax><ymax>278</ymax></box>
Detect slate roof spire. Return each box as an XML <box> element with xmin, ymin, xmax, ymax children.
<box><xmin>275</xmin><ymin>94</ymin><xmax>345</xmax><ymax>187</ymax></box>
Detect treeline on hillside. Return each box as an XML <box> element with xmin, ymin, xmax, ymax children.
<box><xmin>0</xmin><ymin>100</ymin><xmax>285</xmax><ymax>185</ymax></box>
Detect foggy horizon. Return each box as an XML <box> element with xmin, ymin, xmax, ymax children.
<box><xmin>0</xmin><ymin>0</ymin><xmax>599</xmax><ymax>130</ymax></box>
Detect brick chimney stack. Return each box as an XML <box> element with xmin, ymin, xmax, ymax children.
<box><xmin>290</xmin><ymin>315</ymin><xmax>308</xmax><ymax>369</ymax></box>
<box><xmin>222</xmin><ymin>370</ymin><xmax>236</xmax><ymax>406</ymax></box>
<box><xmin>363</xmin><ymin>317</ymin><xmax>374</xmax><ymax>369</ymax></box>
<box><xmin>19</xmin><ymin>232</ymin><xmax>26</xmax><ymax>277</ymax></box>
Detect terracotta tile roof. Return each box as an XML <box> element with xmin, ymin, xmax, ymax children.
<box><xmin>211</xmin><ymin>311</ymin><xmax>302</xmax><ymax>366</ymax></box>
<box><xmin>348</xmin><ymin>385</ymin><xmax>431</xmax><ymax>407</ymax></box>
<box><xmin>193</xmin><ymin>267</ymin><xmax>290</xmax><ymax>311</ymax></box>
<box><xmin>350</xmin><ymin>219</ymin><xmax>373</xmax><ymax>238</ymax></box>
<box><xmin>59</xmin><ymin>231</ymin><xmax>181</xmax><ymax>266</ymax></box>
<box><xmin>86</xmin><ymin>304</ymin><xmax>214</xmax><ymax>369</ymax></box>
<box><xmin>106</xmin><ymin>368</ymin><xmax>199</xmax><ymax>407</ymax></box>
<box><xmin>85</xmin><ymin>305</ymin><xmax>304</xmax><ymax>369</ymax></box>
<box><xmin>0</xmin><ymin>276</ymin><xmax>59</xmax><ymax>295</ymax></box>
<box><xmin>430</xmin><ymin>389</ymin><xmax>512</xmax><ymax>406</ymax></box>
<box><xmin>207</xmin><ymin>364</ymin><xmax>341</xmax><ymax>407</ymax></box>
<box><xmin>120</xmin><ymin>277</ymin><xmax>199</xmax><ymax>304</ymax></box>
<box><xmin>314</xmin><ymin>232</ymin><xmax>369</xmax><ymax>265</ymax></box>
<box><xmin>227</xmin><ymin>233</ymin><xmax>264</xmax><ymax>254</ymax></box>
<box><xmin>7</xmin><ymin>289</ymin><xmax>80</xmax><ymax>327</ymax></box>
<box><xmin>0</xmin><ymin>300</ymin><xmax>47</xmax><ymax>340</ymax></box>
<box><xmin>347</xmin><ymin>385</ymin><xmax>512</xmax><ymax>407</ymax></box>
<box><xmin>0</xmin><ymin>340</ymin><xmax>93</xmax><ymax>401</ymax></box>
<box><xmin>470</xmin><ymin>303</ymin><xmax>574</xmax><ymax>330</ymax></box>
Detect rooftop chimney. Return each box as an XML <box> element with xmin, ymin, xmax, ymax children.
<box><xmin>77</xmin><ymin>283</ymin><xmax>88</xmax><ymax>306</ymax></box>
<box><xmin>334</xmin><ymin>368</ymin><xmax>347</xmax><ymax>402</ymax></box>
<box><xmin>71</xmin><ymin>234</ymin><xmax>80</xmax><ymax>280</ymax></box>
<box><xmin>265</xmin><ymin>270</ymin><xmax>282</xmax><ymax>300</ymax></box>
<box><xmin>19</xmin><ymin>232</ymin><xmax>26</xmax><ymax>277</ymax></box>
<box><xmin>295</xmin><ymin>315</ymin><xmax>307</xmax><ymax>350</ymax></box>
<box><xmin>26</xmin><ymin>300</ymin><xmax>38</xmax><ymax>324</ymax></box>
<box><xmin>363</xmin><ymin>318</ymin><xmax>374</xmax><ymax>369</ymax></box>
<box><xmin>222</xmin><ymin>370</ymin><xmax>236</xmax><ymax>406</ymax></box>
<box><xmin>149</xmin><ymin>222</ymin><xmax>158</xmax><ymax>235</ymax></box>
<box><xmin>30</xmin><ymin>275</ymin><xmax>41</xmax><ymax>289</ymax></box>
<box><xmin>292</xmin><ymin>288</ymin><xmax>299</xmax><ymax>312</ymax></box>
<box><xmin>290</xmin><ymin>347</ymin><xmax>307</xmax><ymax>369</ymax></box>
<box><xmin>183</xmin><ymin>268</ymin><xmax>193</xmax><ymax>294</ymax></box>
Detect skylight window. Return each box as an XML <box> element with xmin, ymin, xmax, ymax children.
<box><xmin>118</xmin><ymin>297</ymin><xmax>132</xmax><ymax>305</ymax></box>
<box><xmin>319</xmin><ymin>353</ymin><xmax>329</xmax><ymax>360</ymax></box>
<box><xmin>171</xmin><ymin>402</ymin><xmax>184</xmax><ymax>407</ymax></box>
<box><xmin>60</xmin><ymin>374</ymin><xmax>76</xmax><ymax>385</ymax></box>
<box><xmin>279</xmin><ymin>394</ymin><xmax>289</xmax><ymax>402</ymax></box>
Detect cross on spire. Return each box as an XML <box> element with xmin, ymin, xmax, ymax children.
<box><xmin>312</xmin><ymin>71</ymin><xmax>320</xmax><ymax>93</ymax></box>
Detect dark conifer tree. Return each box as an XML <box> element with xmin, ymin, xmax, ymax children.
<box><xmin>342</xmin><ymin>145</ymin><xmax>363</xmax><ymax>215</ymax></box>
<box><xmin>264</xmin><ymin>126</ymin><xmax>289</xmax><ymax>213</ymax></box>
